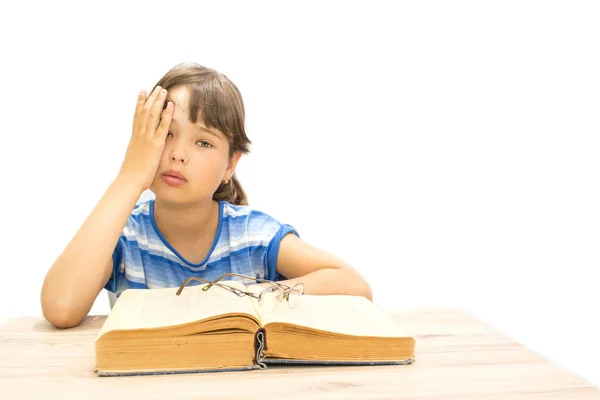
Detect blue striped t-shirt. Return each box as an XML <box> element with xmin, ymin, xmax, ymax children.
<box><xmin>104</xmin><ymin>199</ymin><xmax>298</xmax><ymax>298</ymax></box>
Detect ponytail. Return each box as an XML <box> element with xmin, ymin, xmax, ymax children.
<box><xmin>213</xmin><ymin>174</ymin><xmax>248</xmax><ymax>206</ymax></box>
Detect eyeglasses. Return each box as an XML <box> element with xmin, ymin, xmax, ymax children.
<box><xmin>176</xmin><ymin>273</ymin><xmax>305</xmax><ymax>312</ymax></box>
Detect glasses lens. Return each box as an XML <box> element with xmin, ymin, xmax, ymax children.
<box><xmin>287</xmin><ymin>284</ymin><xmax>304</xmax><ymax>308</ymax></box>
<box><xmin>259</xmin><ymin>286</ymin><xmax>281</xmax><ymax>312</ymax></box>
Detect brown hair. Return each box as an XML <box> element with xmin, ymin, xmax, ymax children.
<box><xmin>152</xmin><ymin>62</ymin><xmax>251</xmax><ymax>205</ymax></box>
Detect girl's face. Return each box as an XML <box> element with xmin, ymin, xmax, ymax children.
<box><xmin>149</xmin><ymin>85</ymin><xmax>236</xmax><ymax>203</ymax></box>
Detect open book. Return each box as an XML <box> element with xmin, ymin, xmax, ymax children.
<box><xmin>94</xmin><ymin>281</ymin><xmax>416</xmax><ymax>376</ymax></box>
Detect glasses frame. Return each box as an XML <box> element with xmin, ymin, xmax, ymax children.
<box><xmin>175</xmin><ymin>273</ymin><xmax>305</xmax><ymax>311</ymax></box>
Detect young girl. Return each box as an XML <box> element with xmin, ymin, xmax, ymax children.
<box><xmin>41</xmin><ymin>62</ymin><xmax>372</xmax><ymax>329</ymax></box>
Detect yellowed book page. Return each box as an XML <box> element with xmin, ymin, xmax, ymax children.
<box><xmin>97</xmin><ymin>281</ymin><xmax>256</xmax><ymax>338</ymax></box>
<box><xmin>257</xmin><ymin>294</ymin><xmax>411</xmax><ymax>338</ymax></box>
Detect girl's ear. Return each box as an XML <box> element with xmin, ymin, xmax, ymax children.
<box><xmin>225</xmin><ymin>151</ymin><xmax>243</xmax><ymax>177</ymax></box>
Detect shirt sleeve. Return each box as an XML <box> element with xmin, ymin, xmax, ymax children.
<box><xmin>104</xmin><ymin>235</ymin><xmax>126</xmax><ymax>294</ymax></box>
<box><xmin>242</xmin><ymin>208</ymin><xmax>300</xmax><ymax>282</ymax></box>
<box><xmin>265</xmin><ymin>223</ymin><xmax>299</xmax><ymax>281</ymax></box>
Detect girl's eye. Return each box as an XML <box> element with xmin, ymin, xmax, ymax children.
<box><xmin>166</xmin><ymin>133</ymin><xmax>210</xmax><ymax>148</ymax></box>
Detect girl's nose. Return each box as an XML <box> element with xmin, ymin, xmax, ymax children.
<box><xmin>170</xmin><ymin>151</ymin><xmax>187</xmax><ymax>163</ymax></box>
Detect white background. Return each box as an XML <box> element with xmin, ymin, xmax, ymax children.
<box><xmin>1</xmin><ymin>0</ymin><xmax>599</xmax><ymax>386</ymax></box>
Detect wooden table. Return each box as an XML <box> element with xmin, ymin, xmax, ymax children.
<box><xmin>1</xmin><ymin>308</ymin><xmax>598</xmax><ymax>399</ymax></box>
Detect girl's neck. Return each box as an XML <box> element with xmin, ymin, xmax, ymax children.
<box><xmin>153</xmin><ymin>198</ymin><xmax>220</xmax><ymax>244</ymax></box>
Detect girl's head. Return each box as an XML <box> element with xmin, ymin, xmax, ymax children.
<box><xmin>149</xmin><ymin>62</ymin><xmax>251</xmax><ymax>205</ymax></box>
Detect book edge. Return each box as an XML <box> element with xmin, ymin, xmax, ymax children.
<box><xmin>262</xmin><ymin>356</ymin><xmax>415</xmax><ymax>366</ymax></box>
<box><xmin>96</xmin><ymin>365</ymin><xmax>261</xmax><ymax>377</ymax></box>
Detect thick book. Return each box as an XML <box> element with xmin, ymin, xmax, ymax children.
<box><xmin>94</xmin><ymin>280</ymin><xmax>416</xmax><ymax>376</ymax></box>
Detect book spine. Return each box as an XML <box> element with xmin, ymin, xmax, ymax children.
<box><xmin>253</xmin><ymin>328</ymin><xmax>267</xmax><ymax>369</ymax></box>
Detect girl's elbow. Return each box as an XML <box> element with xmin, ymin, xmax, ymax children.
<box><xmin>360</xmin><ymin>280</ymin><xmax>373</xmax><ymax>301</ymax></box>
<box><xmin>41</xmin><ymin>293</ymin><xmax>85</xmax><ymax>329</ymax></box>
<box><xmin>43</xmin><ymin>305</ymin><xmax>83</xmax><ymax>329</ymax></box>
<box><xmin>343</xmin><ymin>268</ymin><xmax>373</xmax><ymax>301</ymax></box>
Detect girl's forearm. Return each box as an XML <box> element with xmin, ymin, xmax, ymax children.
<box><xmin>277</xmin><ymin>268</ymin><xmax>373</xmax><ymax>300</ymax></box>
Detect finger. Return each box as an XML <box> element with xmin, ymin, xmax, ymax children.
<box><xmin>145</xmin><ymin>88</ymin><xmax>168</xmax><ymax>139</ymax></box>
<box><xmin>154</xmin><ymin>101</ymin><xmax>174</xmax><ymax>143</ymax></box>
<box><xmin>140</xmin><ymin>86</ymin><xmax>164</xmax><ymax>135</ymax></box>
<box><xmin>132</xmin><ymin>89</ymin><xmax>146</xmax><ymax>136</ymax></box>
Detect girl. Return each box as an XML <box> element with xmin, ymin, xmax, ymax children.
<box><xmin>41</xmin><ymin>62</ymin><xmax>372</xmax><ymax>329</ymax></box>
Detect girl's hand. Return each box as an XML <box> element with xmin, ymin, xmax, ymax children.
<box><xmin>117</xmin><ymin>86</ymin><xmax>174</xmax><ymax>192</ymax></box>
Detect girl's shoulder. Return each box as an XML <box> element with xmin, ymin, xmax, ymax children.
<box><xmin>219</xmin><ymin>201</ymin><xmax>294</xmax><ymax>238</ymax></box>
<box><xmin>220</xmin><ymin>200</ymin><xmax>279</xmax><ymax>225</ymax></box>
<box><xmin>220</xmin><ymin>200</ymin><xmax>272</xmax><ymax>220</ymax></box>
